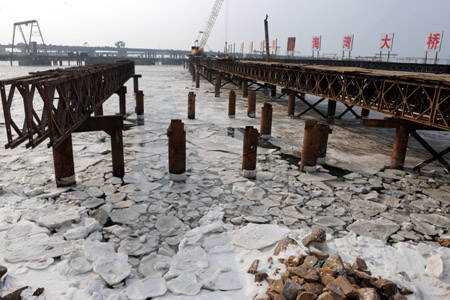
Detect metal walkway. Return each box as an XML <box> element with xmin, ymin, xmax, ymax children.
<box><xmin>199</xmin><ymin>58</ymin><xmax>450</xmax><ymax>131</ymax></box>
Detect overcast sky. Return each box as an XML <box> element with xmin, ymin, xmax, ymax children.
<box><xmin>0</xmin><ymin>0</ymin><xmax>449</xmax><ymax>59</ymax></box>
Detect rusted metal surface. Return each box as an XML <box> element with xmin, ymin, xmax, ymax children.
<box><xmin>287</xmin><ymin>90</ymin><xmax>295</xmax><ymax>117</ymax></box>
<box><xmin>260</xmin><ymin>102</ymin><xmax>272</xmax><ymax>139</ymax></box>
<box><xmin>188</xmin><ymin>92</ymin><xmax>196</xmax><ymax>119</ymax></box>
<box><xmin>228</xmin><ymin>90</ymin><xmax>236</xmax><ymax>118</ymax></box>
<box><xmin>0</xmin><ymin>60</ymin><xmax>135</xmax><ymax>149</ymax></box>
<box><xmin>391</xmin><ymin>125</ymin><xmax>410</xmax><ymax>170</ymax></box>
<box><xmin>132</xmin><ymin>74</ymin><xmax>142</xmax><ymax>94</ymax></box>
<box><xmin>135</xmin><ymin>91</ymin><xmax>144</xmax><ymax>116</ymax></box>
<box><xmin>52</xmin><ymin>134</ymin><xmax>75</xmax><ymax>187</ymax></box>
<box><xmin>214</xmin><ymin>73</ymin><xmax>221</xmax><ymax>97</ymax></box>
<box><xmin>247</xmin><ymin>90</ymin><xmax>256</xmax><ymax>118</ymax></box>
<box><xmin>242</xmin><ymin>126</ymin><xmax>258</xmax><ymax>179</ymax></box>
<box><xmin>167</xmin><ymin>120</ymin><xmax>186</xmax><ymax>181</ymax></box>
<box><xmin>300</xmin><ymin>120</ymin><xmax>330</xmax><ymax>172</ymax></box>
<box><xmin>199</xmin><ymin>58</ymin><xmax>450</xmax><ymax>131</ymax></box>
<box><xmin>242</xmin><ymin>79</ymin><xmax>248</xmax><ymax>97</ymax></box>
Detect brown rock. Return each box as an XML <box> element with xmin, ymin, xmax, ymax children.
<box><xmin>435</xmin><ymin>236</ymin><xmax>450</xmax><ymax>248</ymax></box>
<box><xmin>304</xmin><ymin>269</ymin><xmax>321</xmax><ymax>283</ymax></box>
<box><xmin>33</xmin><ymin>288</ymin><xmax>44</xmax><ymax>296</ymax></box>
<box><xmin>354</xmin><ymin>270</ymin><xmax>373</xmax><ymax>280</ymax></box>
<box><xmin>393</xmin><ymin>296</ymin><xmax>407</xmax><ymax>300</ymax></box>
<box><xmin>325</xmin><ymin>282</ymin><xmax>346</xmax><ymax>300</ymax></box>
<box><xmin>303</xmin><ymin>255</ymin><xmax>319</xmax><ymax>268</ymax></box>
<box><xmin>288</xmin><ymin>266</ymin><xmax>309</xmax><ymax>278</ymax></box>
<box><xmin>321</xmin><ymin>275</ymin><xmax>335</xmax><ymax>286</ymax></box>
<box><xmin>296</xmin><ymin>291</ymin><xmax>317</xmax><ymax>300</ymax></box>
<box><xmin>2</xmin><ymin>286</ymin><xmax>29</xmax><ymax>300</ymax></box>
<box><xmin>281</xmin><ymin>271</ymin><xmax>290</xmax><ymax>283</ymax></box>
<box><xmin>322</xmin><ymin>253</ymin><xmax>344</xmax><ymax>274</ymax></box>
<box><xmin>357</xmin><ymin>288</ymin><xmax>381</xmax><ymax>300</ymax></box>
<box><xmin>309</xmin><ymin>250</ymin><xmax>329</xmax><ymax>261</ymax></box>
<box><xmin>267</xmin><ymin>291</ymin><xmax>279</xmax><ymax>300</ymax></box>
<box><xmin>373</xmin><ymin>278</ymin><xmax>397</xmax><ymax>296</ymax></box>
<box><xmin>317</xmin><ymin>292</ymin><xmax>333</xmax><ymax>300</ymax></box>
<box><xmin>286</xmin><ymin>260</ymin><xmax>300</xmax><ymax>268</ymax></box>
<box><xmin>275</xmin><ymin>295</ymin><xmax>287</xmax><ymax>300</ymax></box>
<box><xmin>317</xmin><ymin>268</ymin><xmax>336</xmax><ymax>278</ymax></box>
<box><xmin>353</xmin><ymin>257</ymin><xmax>368</xmax><ymax>271</ymax></box>
<box><xmin>270</xmin><ymin>279</ymin><xmax>285</xmax><ymax>294</ymax></box>
<box><xmin>334</xmin><ymin>276</ymin><xmax>357</xmax><ymax>298</ymax></box>
<box><xmin>302</xmin><ymin>229</ymin><xmax>327</xmax><ymax>247</ymax></box>
<box><xmin>302</xmin><ymin>283</ymin><xmax>324</xmax><ymax>295</ymax></box>
<box><xmin>399</xmin><ymin>287</ymin><xmax>413</xmax><ymax>295</ymax></box>
<box><xmin>248</xmin><ymin>259</ymin><xmax>259</xmax><ymax>274</ymax></box>
<box><xmin>274</xmin><ymin>236</ymin><xmax>299</xmax><ymax>255</ymax></box>
<box><xmin>255</xmin><ymin>272</ymin><xmax>269</xmax><ymax>282</ymax></box>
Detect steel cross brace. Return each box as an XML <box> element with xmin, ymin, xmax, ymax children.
<box><xmin>296</xmin><ymin>94</ymin><xmax>327</xmax><ymax>118</ymax></box>
<box><xmin>336</xmin><ymin>104</ymin><xmax>362</xmax><ymax>119</ymax></box>
<box><xmin>410</xmin><ymin>130</ymin><xmax>450</xmax><ymax>173</ymax></box>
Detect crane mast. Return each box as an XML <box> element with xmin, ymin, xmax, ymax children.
<box><xmin>192</xmin><ymin>0</ymin><xmax>224</xmax><ymax>55</ymax></box>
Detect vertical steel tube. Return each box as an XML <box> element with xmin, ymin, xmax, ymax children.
<box><xmin>271</xmin><ymin>85</ymin><xmax>277</xmax><ymax>97</ymax></box>
<box><xmin>111</xmin><ymin>128</ymin><xmax>125</xmax><ymax>178</ymax></box>
<box><xmin>247</xmin><ymin>90</ymin><xmax>256</xmax><ymax>118</ymax></box>
<box><xmin>242</xmin><ymin>126</ymin><xmax>258</xmax><ymax>179</ymax></box>
<box><xmin>188</xmin><ymin>92</ymin><xmax>196</xmax><ymax>120</ymax></box>
<box><xmin>260</xmin><ymin>103</ymin><xmax>273</xmax><ymax>140</ymax></box>
<box><xmin>215</xmin><ymin>73</ymin><xmax>221</xmax><ymax>97</ymax></box>
<box><xmin>52</xmin><ymin>134</ymin><xmax>75</xmax><ymax>187</ymax></box>
<box><xmin>195</xmin><ymin>70</ymin><xmax>200</xmax><ymax>88</ymax></box>
<box><xmin>228</xmin><ymin>90</ymin><xmax>236</xmax><ymax>118</ymax></box>
<box><xmin>327</xmin><ymin>100</ymin><xmax>337</xmax><ymax>120</ymax></box>
<box><xmin>317</xmin><ymin>124</ymin><xmax>331</xmax><ymax>165</ymax></box>
<box><xmin>391</xmin><ymin>125</ymin><xmax>410</xmax><ymax>170</ymax></box>
<box><xmin>132</xmin><ymin>74</ymin><xmax>142</xmax><ymax>94</ymax></box>
<box><xmin>288</xmin><ymin>91</ymin><xmax>295</xmax><ymax>117</ymax></box>
<box><xmin>135</xmin><ymin>90</ymin><xmax>144</xmax><ymax>118</ymax></box>
<box><xmin>361</xmin><ymin>108</ymin><xmax>370</xmax><ymax>118</ymax></box>
<box><xmin>167</xmin><ymin>120</ymin><xmax>186</xmax><ymax>182</ymax></box>
<box><xmin>242</xmin><ymin>79</ymin><xmax>248</xmax><ymax>97</ymax></box>
<box><xmin>300</xmin><ymin>120</ymin><xmax>320</xmax><ymax>172</ymax></box>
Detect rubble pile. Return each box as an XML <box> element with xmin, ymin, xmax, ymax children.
<box><xmin>252</xmin><ymin>231</ymin><xmax>414</xmax><ymax>300</ymax></box>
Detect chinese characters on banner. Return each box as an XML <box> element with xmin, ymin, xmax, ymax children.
<box><xmin>260</xmin><ymin>41</ymin><xmax>264</xmax><ymax>51</ymax></box>
<box><xmin>287</xmin><ymin>37</ymin><xmax>296</xmax><ymax>55</ymax></box>
<box><xmin>342</xmin><ymin>35</ymin><xmax>354</xmax><ymax>51</ymax></box>
<box><xmin>272</xmin><ymin>39</ymin><xmax>277</xmax><ymax>55</ymax></box>
<box><xmin>312</xmin><ymin>36</ymin><xmax>321</xmax><ymax>51</ymax></box>
<box><xmin>425</xmin><ymin>31</ymin><xmax>444</xmax><ymax>52</ymax></box>
<box><xmin>249</xmin><ymin>41</ymin><xmax>253</xmax><ymax>54</ymax></box>
<box><xmin>240</xmin><ymin>42</ymin><xmax>244</xmax><ymax>53</ymax></box>
<box><xmin>380</xmin><ymin>33</ymin><xmax>394</xmax><ymax>52</ymax></box>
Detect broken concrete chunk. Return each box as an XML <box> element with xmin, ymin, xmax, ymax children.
<box><xmin>322</xmin><ymin>253</ymin><xmax>345</xmax><ymax>274</ymax></box>
<box><xmin>352</xmin><ymin>257</ymin><xmax>368</xmax><ymax>271</ymax></box>
<box><xmin>357</xmin><ymin>288</ymin><xmax>381</xmax><ymax>300</ymax></box>
<box><xmin>302</xmin><ymin>229</ymin><xmax>326</xmax><ymax>247</ymax></box>
<box><xmin>334</xmin><ymin>276</ymin><xmax>357</xmax><ymax>298</ymax></box>
<box><xmin>273</xmin><ymin>236</ymin><xmax>298</xmax><ymax>255</ymax></box>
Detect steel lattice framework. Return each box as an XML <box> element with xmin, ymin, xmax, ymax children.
<box><xmin>0</xmin><ymin>60</ymin><xmax>134</xmax><ymax>149</ymax></box>
<box><xmin>200</xmin><ymin>59</ymin><xmax>450</xmax><ymax>131</ymax></box>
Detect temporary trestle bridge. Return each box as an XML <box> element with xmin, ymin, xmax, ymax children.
<box><xmin>0</xmin><ymin>60</ymin><xmax>137</xmax><ymax>186</ymax></box>
<box><xmin>190</xmin><ymin>57</ymin><xmax>450</xmax><ymax>172</ymax></box>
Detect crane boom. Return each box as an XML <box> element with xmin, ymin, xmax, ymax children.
<box><xmin>192</xmin><ymin>0</ymin><xmax>224</xmax><ymax>55</ymax></box>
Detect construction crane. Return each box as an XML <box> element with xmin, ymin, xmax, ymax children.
<box><xmin>191</xmin><ymin>0</ymin><xmax>224</xmax><ymax>56</ymax></box>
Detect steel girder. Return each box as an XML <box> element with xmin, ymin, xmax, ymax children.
<box><xmin>200</xmin><ymin>59</ymin><xmax>450</xmax><ymax>131</ymax></box>
<box><xmin>0</xmin><ymin>60</ymin><xmax>134</xmax><ymax>149</ymax></box>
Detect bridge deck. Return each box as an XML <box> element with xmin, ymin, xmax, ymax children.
<box><xmin>0</xmin><ymin>60</ymin><xmax>135</xmax><ymax>149</ymax></box>
<box><xmin>200</xmin><ymin>58</ymin><xmax>450</xmax><ymax>131</ymax></box>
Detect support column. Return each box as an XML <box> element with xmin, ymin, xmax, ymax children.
<box><xmin>195</xmin><ymin>70</ymin><xmax>200</xmax><ymax>88</ymax></box>
<box><xmin>317</xmin><ymin>124</ymin><xmax>331</xmax><ymax>165</ymax></box>
<box><xmin>135</xmin><ymin>90</ymin><xmax>144</xmax><ymax>119</ymax></box>
<box><xmin>271</xmin><ymin>85</ymin><xmax>277</xmax><ymax>97</ymax></box>
<box><xmin>242</xmin><ymin>79</ymin><xmax>248</xmax><ymax>97</ymax></box>
<box><xmin>228</xmin><ymin>90</ymin><xmax>236</xmax><ymax>118</ymax></box>
<box><xmin>188</xmin><ymin>92</ymin><xmax>196</xmax><ymax>119</ymax></box>
<box><xmin>215</xmin><ymin>73</ymin><xmax>221</xmax><ymax>97</ymax></box>
<box><xmin>361</xmin><ymin>108</ymin><xmax>370</xmax><ymax>118</ymax></box>
<box><xmin>242</xmin><ymin>126</ymin><xmax>258</xmax><ymax>179</ymax></box>
<box><xmin>167</xmin><ymin>120</ymin><xmax>186</xmax><ymax>182</ymax></box>
<box><xmin>327</xmin><ymin>100</ymin><xmax>337</xmax><ymax>120</ymax></box>
<box><xmin>116</xmin><ymin>86</ymin><xmax>127</xmax><ymax>117</ymax></box>
<box><xmin>94</xmin><ymin>105</ymin><xmax>103</xmax><ymax>116</ymax></box>
<box><xmin>300</xmin><ymin>120</ymin><xmax>321</xmax><ymax>172</ymax></box>
<box><xmin>110</xmin><ymin>127</ymin><xmax>124</xmax><ymax>177</ymax></box>
<box><xmin>247</xmin><ymin>90</ymin><xmax>256</xmax><ymax>118</ymax></box>
<box><xmin>391</xmin><ymin>125</ymin><xmax>410</xmax><ymax>170</ymax></box>
<box><xmin>132</xmin><ymin>74</ymin><xmax>142</xmax><ymax>94</ymax></box>
<box><xmin>191</xmin><ymin>65</ymin><xmax>196</xmax><ymax>82</ymax></box>
<box><xmin>288</xmin><ymin>91</ymin><xmax>295</xmax><ymax>117</ymax></box>
<box><xmin>260</xmin><ymin>103</ymin><xmax>273</xmax><ymax>140</ymax></box>
<box><xmin>52</xmin><ymin>134</ymin><xmax>75</xmax><ymax>187</ymax></box>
